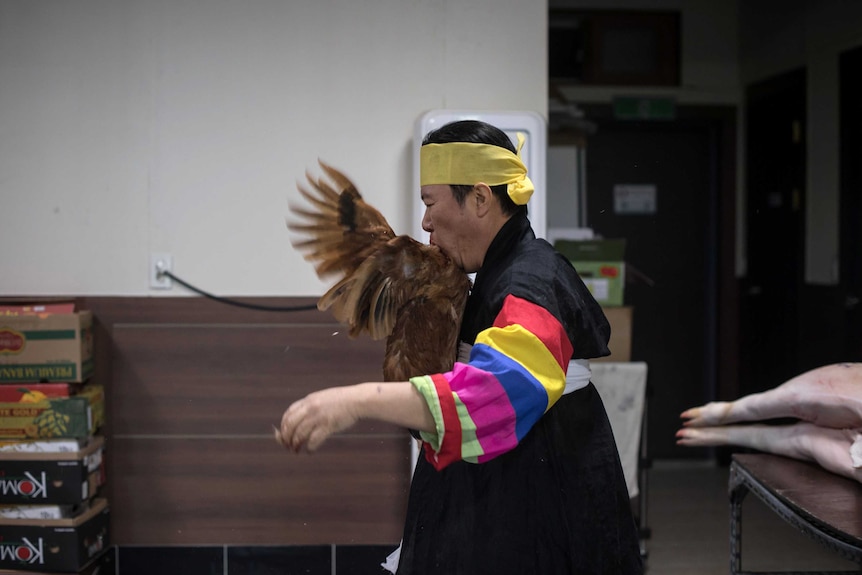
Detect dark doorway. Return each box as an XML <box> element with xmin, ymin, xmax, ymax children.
<box><xmin>575</xmin><ymin>105</ymin><xmax>735</xmax><ymax>459</ymax></box>
<box><xmin>739</xmin><ymin>69</ymin><xmax>807</xmax><ymax>396</ymax></box>
<box><xmin>840</xmin><ymin>46</ymin><xmax>862</xmax><ymax>362</ymax></box>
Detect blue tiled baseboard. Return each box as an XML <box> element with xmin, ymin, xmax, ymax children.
<box><xmin>102</xmin><ymin>544</ymin><xmax>398</xmax><ymax>575</ymax></box>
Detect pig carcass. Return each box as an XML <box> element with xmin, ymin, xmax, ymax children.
<box><xmin>676</xmin><ymin>362</ymin><xmax>862</xmax><ymax>483</ymax></box>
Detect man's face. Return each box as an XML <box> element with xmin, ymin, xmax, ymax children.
<box><xmin>419</xmin><ymin>184</ymin><xmax>477</xmax><ymax>272</ymax></box>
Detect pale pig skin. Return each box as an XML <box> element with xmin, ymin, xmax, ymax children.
<box><xmin>676</xmin><ymin>362</ymin><xmax>862</xmax><ymax>483</ymax></box>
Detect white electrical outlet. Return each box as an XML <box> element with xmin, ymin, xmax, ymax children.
<box><xmin>150</xmin><ymin>253</ymin><xmax>173</xmax><ymax>289</ymax></box>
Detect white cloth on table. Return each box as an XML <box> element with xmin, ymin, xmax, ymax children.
<box><xmin>590</xmin><ymin>361</ymin><xmax>648</xmax><ymax>499</ymax></box>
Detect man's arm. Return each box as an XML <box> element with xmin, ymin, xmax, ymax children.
<box><xmin>277</xmin><ymin>381</ymin><xmax>435</xmax><ymax>453</ymax></box>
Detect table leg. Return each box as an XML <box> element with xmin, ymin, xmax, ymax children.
<box><xmin>729</xmin><ymin>462</ymin><xmax>749</xmax><ymax>575</ymax></box>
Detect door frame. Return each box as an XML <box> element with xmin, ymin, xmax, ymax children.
<box><xmin>550</xmin><ymin>103</ymin><xmax>739</xmax><ymax>427</ymax></box>
<box><xmin>840</xmin><ymin>45</ymin><xmax>862</xmax><ymax>361</ymax></box>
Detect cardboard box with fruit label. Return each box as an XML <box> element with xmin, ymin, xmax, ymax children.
<box><xmin>0</xmin><ymin>310</ymin><xmax>94</xmax><ymax>384</ymax></box>
<box><xmin>0</xmin><ymin>386</ymin><xmax>104</xmax><ymax>440</ymax></box>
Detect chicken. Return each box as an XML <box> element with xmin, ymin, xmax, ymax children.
<box><xmin>676</xmin><ymin>362</ymin><xmax>862</xmax><ymax>483</ymax></box>
<box><xmin>287</xmin><ymin>161</ymin><xmax>471</xmax><ymax>382</ymax></box>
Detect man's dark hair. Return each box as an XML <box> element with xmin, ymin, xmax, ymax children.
<box><xmin>421</xmin><ymin>120</ymin><xmax>526</xmax><ymax>216</ymax></box>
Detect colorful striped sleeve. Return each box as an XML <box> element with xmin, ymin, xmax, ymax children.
<box><xmin>410</xmin><ymin>294</ymin><xmax>574</xmax><ymax>470</ymax></box>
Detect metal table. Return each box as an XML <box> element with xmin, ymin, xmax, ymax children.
<box><xmin>730</xmin><ymin>453</ymin><xmax>862</xmax><ymax>574</ymax></box>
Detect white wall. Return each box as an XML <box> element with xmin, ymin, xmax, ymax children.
<box><xmin>0</xmin><ymin>0</ymin><xmax>548</xmax><ymax>297</ymax></box>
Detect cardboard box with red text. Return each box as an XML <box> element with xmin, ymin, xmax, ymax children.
<box><xmin>0</xmin><ymin>383</ymin><xmax>76</xmax><ymax>403</ymax></box>
<box><xmin>0</xmin><ymin>312</ymin><xmax>94</xmax><ymax>384</ymax></box>
<box><xmin>0</xmin><ymin>498</ymin><xmax>109</xmax><ymax>572</ymax></box>
<box><xmin>0</xmin><ymin>436</ymin><xmax>105</xmax><ymax>505</ymax></box>
<box><xmin>0</xmin><ymin>547</ymin><xmax>116</xmax><ymax>575</ymax></box>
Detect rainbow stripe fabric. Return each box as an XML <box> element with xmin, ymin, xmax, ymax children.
<box><xmin>411</xmin><ymin>294</ymin><xmax>574</xmax><ymax>470</ymax></box>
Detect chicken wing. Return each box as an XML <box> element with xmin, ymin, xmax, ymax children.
<box><xmin>288</xmin><ymin>161</ymin><xmax>471</xmax><ymax>382</ymax></box>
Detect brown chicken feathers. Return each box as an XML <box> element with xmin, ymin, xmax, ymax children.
<box><xmin>288</xmin><ymin>161</ymin><xmax>471</xmax><ymax>382</ymax></box>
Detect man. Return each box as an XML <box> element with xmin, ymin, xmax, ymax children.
<box><xmin>279</xmin><ymin>119</ymin><xmax>643</xmax><ymax>574</ymax></box>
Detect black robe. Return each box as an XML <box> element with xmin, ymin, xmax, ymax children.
<box><xmin>396</xmin><ymin>213</ymin><xmax>643</xmax><ymax>574</ymax></box>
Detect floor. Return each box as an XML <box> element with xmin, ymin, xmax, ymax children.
<box><xmin>643</xmin><ymin>459</ymin><xmax>860</xmax><ymax>574</ymax></box>
<box><xmin>58</xmin><ymin>459</ymin><xmax>862</xmax><ymax>575</ymax></box>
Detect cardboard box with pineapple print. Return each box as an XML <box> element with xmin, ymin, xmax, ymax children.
<box><xmin>0</xmin><ymin>384</ymin><xmax>104</xmax><ymax>439</ymax></box>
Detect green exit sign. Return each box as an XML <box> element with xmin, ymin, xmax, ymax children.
<box><xmin>613</xmin><ymin>97</ymin><xmax>676</xmax><ymax>120</ymax></box>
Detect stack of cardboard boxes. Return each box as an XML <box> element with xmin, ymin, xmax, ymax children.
<box><xmin>554</xmin><ymin>238</ymin><xmax>633</xmax><ymax>362</ymax></box>
<box><xmin>0</xmin><ymin>303</ymin><xmax>112</xmax><ymax>574</ymax></box>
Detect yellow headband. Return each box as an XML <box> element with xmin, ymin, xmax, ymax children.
<box><xmin>420</xmin><ymin>133</ymin><xmax>534</xmax><ymax>205</ymax></box>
